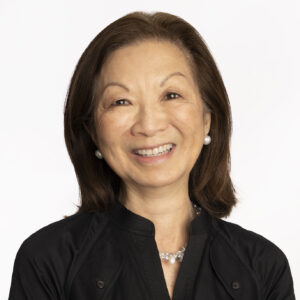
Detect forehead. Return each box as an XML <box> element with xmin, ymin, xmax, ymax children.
<box><xmin>99</xmin><ymin>40</ymin><xmax>194</xmax><ymax>83</ymax></box>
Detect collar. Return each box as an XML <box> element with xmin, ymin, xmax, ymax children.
<box><xmin>108</xmin><ymin>194</ymin><xmax>212</xmax><ymax>237</ymax></box>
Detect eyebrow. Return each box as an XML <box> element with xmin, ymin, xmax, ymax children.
<box><xmin>100</xmin><ymin>71</ymin><xmax>186</xmax><ymax>96</ymax></box>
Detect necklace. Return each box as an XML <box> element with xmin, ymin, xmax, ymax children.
<box><xmin>159</xmin><ymin>203</ymin><xmax>202</xmax><ymax>264</ymax></box>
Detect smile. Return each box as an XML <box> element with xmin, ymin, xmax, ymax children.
<box><xmin>133</xmin><ymin>143</ymin><xmax>174</xmax><ymax>157</ymax></box>
<box><xmin>131</xmin><ymin>144</ymin><xmax>176</xmax><ymax>164</ymax></box>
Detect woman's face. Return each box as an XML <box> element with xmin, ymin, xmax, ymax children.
<box><xmin>93</xmin><ymin>40</ymin><xmax>211</xmax><ymax>190</ymax></box>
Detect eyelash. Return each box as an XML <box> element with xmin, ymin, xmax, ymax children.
<box><xmin>111</xmin><ymin>92</ymin><xmax>181</xmax><ymax>106</ymax></box>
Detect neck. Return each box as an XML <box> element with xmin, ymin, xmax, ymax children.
<box><xmin>119</xmin><ymin>183</ymin><xmax>196</xmax><ymax>252</ymax></box>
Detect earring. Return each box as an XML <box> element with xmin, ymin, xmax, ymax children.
<box><xmin>95</xmin><ymin>149</ymin><xmax>103</xmax><ymax>159</ymax></box>
<box><xmin>203</xmin><ymin>135</ymin><xmax>211</xmax><ymax>145</ymax></box>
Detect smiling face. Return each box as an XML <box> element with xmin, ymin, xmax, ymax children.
<box><xmin>93</xmin><ymin>39</ymin><xmax>211</xmax><ymax>191</ymax></box>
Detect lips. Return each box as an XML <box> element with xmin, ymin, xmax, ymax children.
<box><xmin>132</xmin><ymin>142</ymin><xmax>175</xmax><ymax>152</ymax></box>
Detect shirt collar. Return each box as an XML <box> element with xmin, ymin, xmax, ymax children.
<box><xmin>108</xmin><ymin>193</ymin><xmax>212</xmax><ymax>237</ymax></box>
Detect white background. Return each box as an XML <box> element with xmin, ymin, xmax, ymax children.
<box><xmin>1</xmin><ymin>0</ymin><xmax>299</xmax><ymax>298</ymax></box>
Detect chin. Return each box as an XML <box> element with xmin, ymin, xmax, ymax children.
<box><xmin>134</xmin><ymin>173</ymin><xmax>185</xmax><ymax>188</ymax></box>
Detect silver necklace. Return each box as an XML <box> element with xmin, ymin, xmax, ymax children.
<box><xmin>159</xmin><ymin>203</ymin><xmax>202</xmax><ymax>264</ymax></box>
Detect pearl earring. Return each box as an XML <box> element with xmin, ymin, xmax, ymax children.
<box><xmin>95</xmin><ymin>149</ymin><xmax>103</xmax><ymax>159</ymax></box>
<box><xmin>203</xmin><ymin>135</ymin><xmax>211</xmax><ymax>145</ymax></box>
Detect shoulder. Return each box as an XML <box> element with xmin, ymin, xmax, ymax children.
<box><xmin>17</xmin><ymin>211</ymin><xmax>98</xmax><ymax>258</ymax></box>
<box><xmin>13</xmin><ymin>211</ymin><xmax>110</xmax><ymax>282</ymax></box>
<box><xmin>10</xmin><ymin>211</ymin><xmax>111</xmax><ymax>298</ymax></box>
<box><xmin>212</xmin><ymin>217</ymin><xmax>288</xmax><ymax>265</ymax></box>
<box><xmin>211</xmin><ymin>217</ymin><xmax>295</xmax><ymax>298</ymax></box>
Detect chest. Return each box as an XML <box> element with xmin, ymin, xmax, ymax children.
<box><xmin>67</xmin><ymin>234</ymin><xmax>243</xmax><ymax>300</ymax></box>
<box><xmin>161</xmin><ymin>263</ymin><xmax>181</xmax><ymax>299</ymax></box>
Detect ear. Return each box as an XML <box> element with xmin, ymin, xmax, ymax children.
<box><xmin>83</xmin><ymin>122</ymin><xmax>98</xmax><ymax>147</ymax></box>
<box><xmin>204</xmin><ymin>111</ymin><xmax>211</xmax><ymax>135</ymax></box>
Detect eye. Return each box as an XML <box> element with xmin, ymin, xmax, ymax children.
<box><xmin>165</xmin><ymin>92</ymin><xmax>181</xmax><ymax>100</ymax></box>
<box><xmin>111</xmin><ymin>99</ymin><xmax>130</xmax><ymax>106</ymax></box>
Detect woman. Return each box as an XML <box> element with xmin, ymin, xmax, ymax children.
<box><xmin>8</xmin><ymin>11</ymin><xmax>295</xmax><ymax>300</ymax></box>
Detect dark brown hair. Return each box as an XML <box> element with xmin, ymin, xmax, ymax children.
<box><xmin>64</xmin><ymin>11</ymin><xmax>238</xmax><ymax>219</ymax></box>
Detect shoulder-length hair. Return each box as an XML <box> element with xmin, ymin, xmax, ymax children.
<box><xmin>64</xmin><ymin>11</ymin><xmax>238</xmax><ymax>219</ymax></box>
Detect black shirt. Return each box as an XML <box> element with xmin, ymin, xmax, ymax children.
<box><xmin>8</xmin><ymin>198</ymin><xmax>296</xmax><ymax>299</ymax></box>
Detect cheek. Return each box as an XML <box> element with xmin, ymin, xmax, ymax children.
<box><xmin>170</xmin><ymin>104</ymin><xmax>203</xmax><ymax>133</ymax></box>
<box><xmin>95</xmin><ymin>112</ymin><xmax>130</xmax><ymax>147</ymax></box>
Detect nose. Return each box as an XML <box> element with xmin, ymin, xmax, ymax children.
<box><xmin>130</xmin><ymin>104</ymin><xmax>169</xmax><ymax>137</ymax></box>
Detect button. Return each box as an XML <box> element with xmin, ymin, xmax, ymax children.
<box><xmin>96</xmin><ymin>280</ymin><xmax>105</xmax><ymax>289</ymax></box>
<box><xmin>232</xmin><ymin>281</ymin><xmax>240</xmax><ymax>290</ymax></box>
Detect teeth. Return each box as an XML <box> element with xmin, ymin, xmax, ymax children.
<box><xmin>135</xmin><ymin>143</ymin><xmax>173</xmax><ymax>157</ymax></box>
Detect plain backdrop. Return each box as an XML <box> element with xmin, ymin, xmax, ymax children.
<box><xmin>1</xmin><ymin>0</ymin><xmax>299</xmax><ymax>298</ymax></box>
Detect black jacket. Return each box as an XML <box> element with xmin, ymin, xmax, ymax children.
<box><xmin>8</xmin><ymin>199</ymin><xmax>296</xmax><ymax>299</ymax></box>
